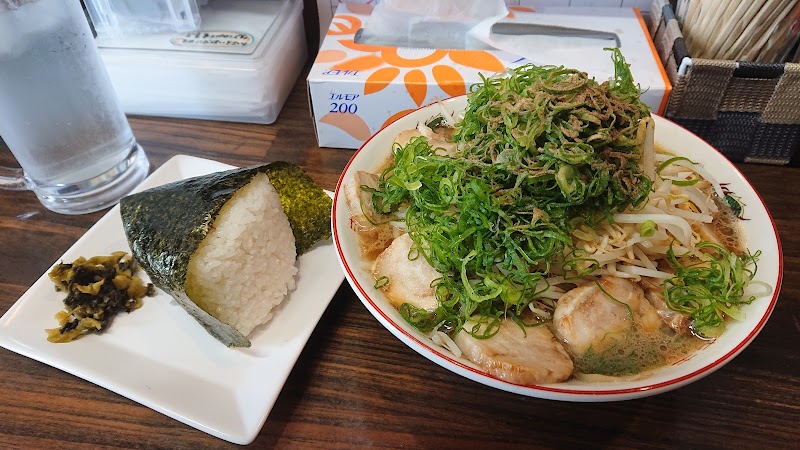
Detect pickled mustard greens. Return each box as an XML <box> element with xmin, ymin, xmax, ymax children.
<box><xmin>47</xmin><ymin>252</ymin><xmax>155</xmax><ymax>343</ymax></box>
<box><xmin>372</xmin><ymin>49</ymin><xmax>654</xmax><ymax>336</ymax></box>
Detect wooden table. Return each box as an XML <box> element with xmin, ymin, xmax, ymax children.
<box><xmin>1</xmin><ymin>70</ymin><xmax>798</xmax><ymax>449</ymax></box>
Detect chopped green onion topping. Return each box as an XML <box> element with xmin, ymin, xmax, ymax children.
<box><xmin>372</xmin><ymin>50</ymin><xmax>653</xmax><ymax>334</ymax></box>
<box><xmin>640</xmin><ymin>220</ymin><xmax>656</xmax><ymax>237</ymax></box>
<box><xmin>664</xmin><ymin>242</ymin><xmax>761</xmax><ymax>338</ymax></box>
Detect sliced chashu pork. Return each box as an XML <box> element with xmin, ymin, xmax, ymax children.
<box><xmin>395</xmin><ymin>125</ymin><xmax>457</xmax><ymax>157</ymax></box>
<box><xmin>344</xmin><ymin>170</ymin><xmax>403</xmax><ymax>260</ymax></box>
<box><xmin>455</xmin><ymin>320</ymin><xmax>574</xmax><ymax>385</ymax></box>
<box><xmin>373</xmin><ymin>233</ymin><xmax>439</xmax><ymax>311</ymax></box>
<box><xmin>639</xmin><ymin>277</ymin><xmax>690</xmax><ymax>334</ymax></box>
<box><xmin>552</xmin><ymin>276</ymin><xmax>662</xmax><ymax>357</ymax></box>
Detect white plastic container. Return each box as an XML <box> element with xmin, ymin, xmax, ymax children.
<box><xmin>96</xmin><ymin>0</ymin><xmax>306</xmax><ymax>124</ymax></box>
<box><xmin>84</xmin><ymin>0</ymin><xmax>203</xmax><ymax>37</ymax></box>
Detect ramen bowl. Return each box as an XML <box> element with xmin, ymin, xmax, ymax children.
<box><xmin>331</xmin><ymin>95</ymin><xmax>782</xmax><ymax>401</ymax></box>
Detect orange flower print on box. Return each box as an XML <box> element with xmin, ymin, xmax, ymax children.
<box><xmin>317</xmin><ymin>13</ymin><xmax>507</xmax><ymax>138</ymax></box>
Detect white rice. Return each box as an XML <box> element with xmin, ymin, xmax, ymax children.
<box><xmin>185</xmin><ymin>173</ymin><xmax>298</xmax><ymax>336</ymax></box>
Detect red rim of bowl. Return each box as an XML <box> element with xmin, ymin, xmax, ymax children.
<box><xmin>331</xmin><ymin>96</ymin><xmax>783</xmax><ymax>398</ymax></box>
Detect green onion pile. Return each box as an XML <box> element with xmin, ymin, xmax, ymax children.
<box><xmin>665</xmin><ymin>242</ymin><xmax>761</xmax><ymax>338</ymax></box>
<box><xmin>367</xmin><ymin>49</ymin><xmax>761</xmax><ymax>340</ymax></box>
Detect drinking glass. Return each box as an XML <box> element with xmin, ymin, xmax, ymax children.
<box><xmin>0</xmin><ymin>0</ymin><xmax>150</xmax><ymax>214</ymax></box>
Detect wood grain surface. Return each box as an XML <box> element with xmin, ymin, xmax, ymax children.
<box><xmin>0</xmin><ymin>70</ymin><xmax>798</xmax><ymax>449</ymax></box>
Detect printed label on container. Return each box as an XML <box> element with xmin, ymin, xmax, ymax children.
<box><xmin>171</xmin><ymin>31</ymin><xmax>254</xmax><ymax>48</ymax></box>
<box><xmin>96</xmin><ymin>0</ymin><xmax>282</xmax><ymax>55</ymax></box>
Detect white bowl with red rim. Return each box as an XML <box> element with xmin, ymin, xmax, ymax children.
<box><xmin>331</xmin><ymin>95</ymin><xmax>782</xmax><ymax>401</ymax></box>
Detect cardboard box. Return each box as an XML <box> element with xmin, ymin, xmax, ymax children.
<box><xmin>313</xmin><ymin>1</ymin><xmax>657</xmax><ymax>48</ymax></box>
<box><xmin>308</xmin><ymin>3</ymin><xmax>670</xmax><ymax>149</ymax></box>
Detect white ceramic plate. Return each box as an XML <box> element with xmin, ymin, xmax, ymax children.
<box><xmin>332</xmin><ymin>96</ymin><xmax>783</xmax><ymax>402</ymax></box>
<box><xmin>0</xmin><ymin>155</ymin><xmax>344</xmax><ymax>444</ymax></box>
